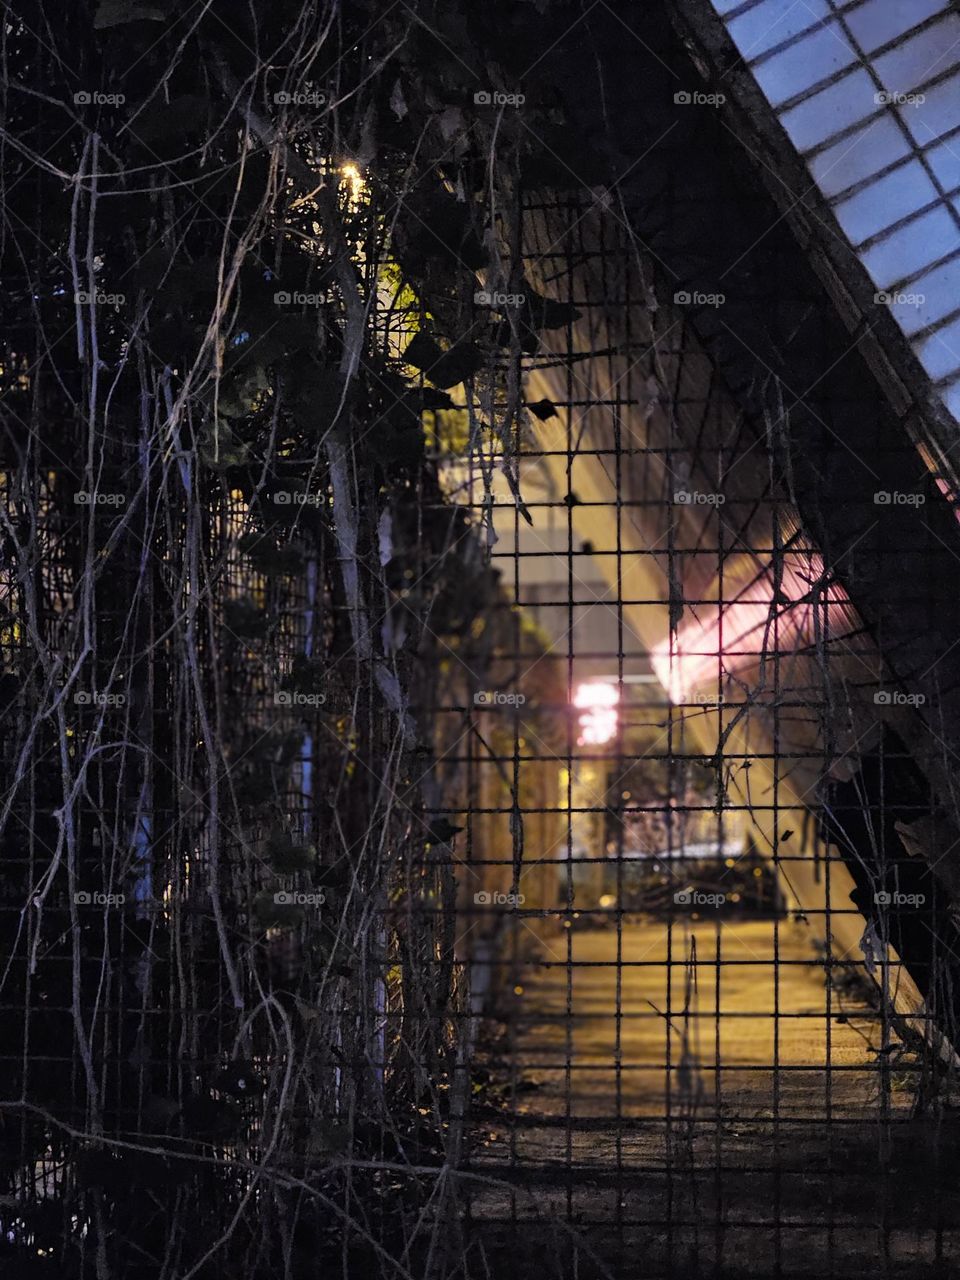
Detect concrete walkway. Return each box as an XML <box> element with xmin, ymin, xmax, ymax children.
<box><xmin>464</xmin><ymin>919</ymin><xmax>960</xmax><ymax>1279</ymax></box>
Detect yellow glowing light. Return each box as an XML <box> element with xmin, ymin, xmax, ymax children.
<box><xmin>341</xmin><ymin>162</ymin><xmax>364</xmax><ymax>202</ymax></box>
<box><xmin>599</xmin><ymin>894</ymin><xmax>615</xmax><ymax>908</ymax></box>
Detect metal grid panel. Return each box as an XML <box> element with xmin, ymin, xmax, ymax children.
<box><xmin>453</xmin><ymin>188</ymin><xmax>960</xmax><ymax>1278</ymax></box>
<box><xmin>3</xmin><ymin>2</ymin><xmax>960</xmax><ymax>1273</ymax></box>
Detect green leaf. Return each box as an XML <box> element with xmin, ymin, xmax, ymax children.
<box><xmin>403</xmin><ymin>332</ymin><xmax>484</xmax><ymax>388</ymax></box>
<box><xmin>370</xmin><ymin>420</ymin><xmax>424</xmax><ymax>470</ymax></box>
<box><xmin>261</xmin><ymin>488</ymin><xmax>325</xmax><ymax>525</ymax></box>
<box><xmin>264</xmin><ymin>831</ymin><xmax>317</xmax><ymax>875</ymax></box>
<box><xmin>523</xmin><ymin>284</ymin><xmax>581</xmax><ymax>331</ymax></box>
<box><xmin>285</xmin><ymin>654</ymin><xmax>327</xmax><ymax>694</ymax></box>
<box><xmin>419</xmin><ymin>387</ymin><xmax>455</xmax><ymax>411</ymax></box>
<box><xmin>224</xmin><ymin>596</ymin><xmax>269</xmax><ymax>641</ymax></box>
<box><xmin>199</xmin><ymin>424</ymin><xmax>251</xmax><ymax>471</ymax></box>
<box><xmin>216</xmin><ymin>364</ymin><xmax>270</xmax><ymax>419</ymax></box>
<box><xmin>424</xmin><ymin>817</ymin><xmax>463</xmax><ymax>847</ymax></box>
<box><xmin>435</xmin><ymin>344</ymin><xmax>485</xmax><ymax>386</ymax></box>
<box><xmin>402</xmin><ymin>331</ymin><xmax>444</xmax><ymax>373</ymax></box>
<box><xmin>398</xmin><ymin>191</ymin><xmax>485</xmax><ymax>272</ymax></box>
<box><xmin>238</xmin><ymin>533</ymin><xmax>305</xmax><ymax>577</ymax></box>
<box><xmin>94</xmin><ymin>0</ymin><xmax>164</xmax><ymax>28</ymax></box>
<box><xmin>285</xmin><ymin>359</ymin><xmax>342</xmax><ymax>430</ymax></box>
<box><xmin>300</xmin><ymin>1119</ymin><xmax>349</xmax><ymax>1158</ymax></box>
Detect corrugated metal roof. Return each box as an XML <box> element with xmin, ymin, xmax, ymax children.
<box><xmin>713</xmin><ymin>0</ymin><xmax>960</xmax><ymax>419</ymax></box>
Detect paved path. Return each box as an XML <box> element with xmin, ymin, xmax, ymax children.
<box><xmin>504</xmin><ymin>918</ymin><xmax>887</xmax><ymax>1125</ymax></box>
<box><xmin>463</xmin><ymin>919</ymin><xmax>960</xmax><ymax>1279</ymax></box>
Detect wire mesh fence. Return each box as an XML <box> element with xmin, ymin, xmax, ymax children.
<box><xmin>3</xmin><ymin>2</ymin><xmax>960</xmax><ymax>1278</ymax></box>
<box><xmin>448</xmin><ymin>186</ymin><xmax>960</xmax><ymax>1278</ymax></box>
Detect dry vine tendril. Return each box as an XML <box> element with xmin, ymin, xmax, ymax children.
<box><xmin>0</xmin><ymin>0</ymin><xmax>575</xmax><ymax>1274</ymax></box>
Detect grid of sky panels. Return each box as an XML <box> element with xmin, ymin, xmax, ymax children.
<box><xmin>713</xmin><ymin>0</ymin><xmax>960</xmax><ymax>422</ymax></box>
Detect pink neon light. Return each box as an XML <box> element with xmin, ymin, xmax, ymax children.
<box><xmin>651</xmin><ymin>555</ymin><xmax>852</xmax><ymax>703</ymax></box>
<box><xmin>574</xmin><ymin>682</ymin><xmax>619</xmax><ymax>745</ymax></box>
<box><xmin>933</xmin><ymin>473</ymin><xmax>960</xmax><ymax>524</ymax></box>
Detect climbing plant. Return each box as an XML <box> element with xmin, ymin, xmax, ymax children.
<box><xmin>0</xmin><ymin>0</ymin><xmax>584</xmax><ymax>1275</ymax></box>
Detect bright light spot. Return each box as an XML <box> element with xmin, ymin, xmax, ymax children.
<box><xmin>574</xmin><ymin>681</ymin><xmax>618</xmax><ymax>709</ymax></box>
<box><xmin>599</xmin><ymin>894</ymin><xmax>615</xmax><ymax>908</ymax></box>
<box><xmin>933</xmin><ymin>472</ymin><xmax>960</xmax><ymax>526</ymax></box>
<box><xmin>580</xmin><ymin>710</ymin><xmax>617</xmax><ymax>744</ymax></box>
<box><xmin>651</xmin><ymin>555</ymin><xmax>852</xmax><ymax>703</ymax></box>
<box><xmin>574</xmin><ymin>681</ymin><xmax>619</xmax><ymax>745</ymax></box>
<box><xmin>341</xmin><ymin>162</ymin><xmax>364</xmax><ymax>202</ymax></box>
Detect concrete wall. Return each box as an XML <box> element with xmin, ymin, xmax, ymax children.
<box><xmin>510</xmin><ymin>200</ymin><xmax>929</xmax><ymax>1022</ymax></box>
